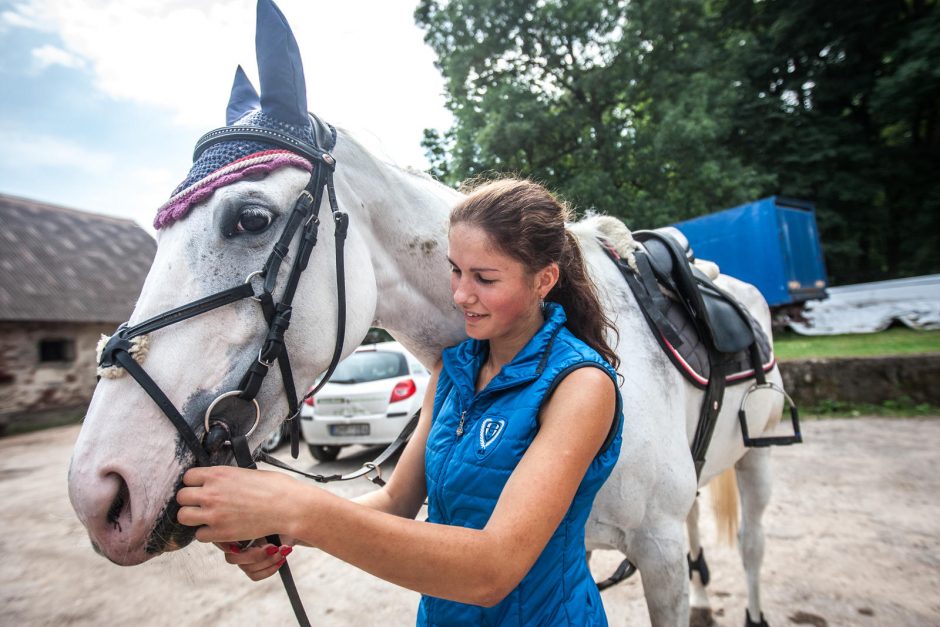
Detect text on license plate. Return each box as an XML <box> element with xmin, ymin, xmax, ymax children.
<box><xmin>329</xmin><ymin>423</ymin><xmax>370</xmax><ymax>436</ymax></box>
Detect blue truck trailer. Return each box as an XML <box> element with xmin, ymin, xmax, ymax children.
<box><xmin>672</xmin><ymin>196</ymin><xmax>828</xmax><ymax>308</ymax></box>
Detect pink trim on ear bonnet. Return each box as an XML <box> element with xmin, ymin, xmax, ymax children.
<box><xmin>154</xmin><ymin>149</ymin><xmax>312</xmax><ymax>229</ymax></box>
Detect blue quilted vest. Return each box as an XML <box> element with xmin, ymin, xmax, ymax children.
<box><xmin>417</xmin><ymin>303</ymin><xmax>623</xmax><ymax>626</ymax></box>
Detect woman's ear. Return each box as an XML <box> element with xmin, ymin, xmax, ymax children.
<box><xmin>537</xmin><ymin>263</ymin><xmax>560</xmax><ymax>298</ymax></box>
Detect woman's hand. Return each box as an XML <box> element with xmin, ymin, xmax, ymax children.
<box><xmin>213</xmin><ymin>541</ymin><xmax>294</xmax><ymax>581</ymax></box>
<box><xmin>176</xmin><ymin>465</ymin><xmax>301</xmax><ymax>543</ymax></box>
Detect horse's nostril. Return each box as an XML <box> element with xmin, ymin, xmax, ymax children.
<box><xmin>105</xmin><ymin>473</ymin><xmax>131</xmax><ymax>533</ymax></box>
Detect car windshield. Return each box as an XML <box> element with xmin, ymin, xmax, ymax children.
<box><xmin>328</xmin><ymin>351</ymin><xmax>409</xmax><ymax>384</ymax></box>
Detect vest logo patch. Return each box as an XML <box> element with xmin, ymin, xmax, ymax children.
<box><xmin>477</xmin><ymin>418</ymin><xmax>506</xmax><ymax>458</ymax></box>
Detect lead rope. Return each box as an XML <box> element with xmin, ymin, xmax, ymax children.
<box><xmin>258</xmin><ymin>410</ymin><xmax>420</xmax><ymax>486</ymax></box>
<box><xmin>230</xmin><ymin>433</ymin><xmax>311</xmax><ymax>627</ymax></box>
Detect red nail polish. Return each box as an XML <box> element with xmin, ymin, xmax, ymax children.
<box><xmin>265</xmin><ymin>545</ymin><xmax>278</xmax><ymax>556</ymax></box>
<box><xmin>229</xmin><ymin>543</ymin><xmax>241</xmax><ymax>554</ymax></box>
<box><xmin>280</xmin><ymin>546</ymin><xmax>293</xmax><ymax>556</ymax></box>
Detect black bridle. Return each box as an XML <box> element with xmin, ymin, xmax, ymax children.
<box><xmin>99</xmin><ymin>117</ymin><xmax>348</xmax><ymax>460</ymax></box>
<box><xmin>98</xmin><ymin>117</ymin><xmax>422</xmax><ymax>625</ymax></box>
<box><xmin>97</xmin><ymin>117</ymin><xmax>350</xmax><ymax>627</ymax></box>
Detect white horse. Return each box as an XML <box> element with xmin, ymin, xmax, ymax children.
<box><xmin>67</xmin><ymin>3</ymin><xmax>785</xmax><ymax>624</ymax></box>
<box><xmin>68</xmin><ymin>128</ymin><xmax>783</xmax><ymax>624</ymax></box>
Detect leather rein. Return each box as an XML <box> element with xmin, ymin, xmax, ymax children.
<box><xmin>96</xmin><ymin>118</ymin><xmax>417</xmax><ymax>626</ymax></box>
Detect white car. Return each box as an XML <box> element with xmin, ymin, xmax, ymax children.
<box><xmin>300</xmin><ymin>341</ymin><xmax>429</xmax><ymax>461</ymax></box>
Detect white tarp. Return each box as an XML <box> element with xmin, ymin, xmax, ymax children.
<box><xmin>788</xmin><ymin>274</ymin><xmax>940</xmax><ymax>335</ymax></box>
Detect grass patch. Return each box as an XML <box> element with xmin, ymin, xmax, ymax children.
<box><xmin>773</xmin><ymin>327</ymin><xmax>940</xmax><ymax>361</ymax></box>
<box><xmin>803</xmin><ymin>396</ymin><xmax>940</xmax><ymax>419</ymax></box>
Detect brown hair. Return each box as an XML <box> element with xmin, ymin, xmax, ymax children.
<box><xmin>450</xmin><ymin>178</ymin><xmax>620</xmax><ymax>369</ymax></box>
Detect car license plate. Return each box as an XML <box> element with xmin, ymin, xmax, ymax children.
<box><xmin>330</xmin><ymin>423</ymin><xmax>370</xmax><ymax>436</ymax></box>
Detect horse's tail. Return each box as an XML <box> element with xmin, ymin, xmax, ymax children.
<box><xmin>710</xmin><ymin>466</ymin><xmax>739</xmax><ymax>545</ymax></box>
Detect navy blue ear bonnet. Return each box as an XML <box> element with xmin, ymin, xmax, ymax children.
<box><xmin>173</xmin><ymin>109</ymin><xmax>320</xmax><ymax>194</ymax></box>
<box><xmin>155</xmin><ymin>0</ymin><xmax>328</xmax><ymax>229</ymax></box>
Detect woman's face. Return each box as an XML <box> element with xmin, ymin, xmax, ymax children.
<box><xmin>448</xmin><ymin>223</ymin><xmax>556</xmax><ymax>344</ymax></box>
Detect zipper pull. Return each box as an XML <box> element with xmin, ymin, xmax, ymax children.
<box><xmin>456</xmin><ymin>411</ymin><xmax>467</xmax><ymax>437</ymax></box>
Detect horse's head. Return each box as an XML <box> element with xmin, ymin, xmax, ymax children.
<box><xmin>68</xmin><ymin>0</ymin><xmax>377</xmax><ymax>565</ymax></box>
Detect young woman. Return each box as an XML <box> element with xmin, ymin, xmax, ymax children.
<box><xmin>176</xmin><ymin>178</ymin><xmax>624</xmax><ymax>625</ymax></box>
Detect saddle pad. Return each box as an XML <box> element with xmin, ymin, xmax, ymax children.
<box><xmin>601</xmin><ymin>239</ymin><xmax>775</xmax><ymax>389</ymax></box>
<box><xmin>658</xmin><ymin>293</ymin><xmax>776</xmax><ymax>389</ymax></box>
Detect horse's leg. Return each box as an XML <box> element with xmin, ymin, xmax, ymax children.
<box><xmin>686</xmin><ymin>497</ymin><xmax>715</xmax><ymax>627</ymax></box>
<box><xmin>631</xmin><ymin>518</ymin><xmax>690</xmax><ymax>626</ymax></box>
<box><xmin>735</xmin><ymin>448</ymin><xmax>773</xmax><ymax>627</ymax></box>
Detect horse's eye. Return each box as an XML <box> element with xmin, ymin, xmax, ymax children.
<box><xmin>235</xmin><ymin>207</ymin><xmax>273</xmax><ymax>234</ymax></box>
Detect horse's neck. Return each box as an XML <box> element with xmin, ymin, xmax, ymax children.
<box><xmin>334</xmin><ymin>134</ymin><xmax>467</xmax><ymax>366</ymax></box>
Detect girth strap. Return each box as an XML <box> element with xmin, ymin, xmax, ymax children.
<box><xmin>690</xmin><ymin>358</ymin><xmax>728</xmax><ymax>479</ymax></box>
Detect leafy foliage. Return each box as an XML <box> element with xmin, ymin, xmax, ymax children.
<box><xmin>714</xmin><ymin>0</ymin><xmax>940</xmax><ymax>283</ymax></box>
<box><xmin>416</xmin><ymin>0</ymin><xmax>940</xmax><ymax>284</ymax></box>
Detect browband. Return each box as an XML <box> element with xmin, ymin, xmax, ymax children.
<box><xmin>193</xmin><ymin>114</ymin><xmax>337</xmax><ymax>165</ymax></box>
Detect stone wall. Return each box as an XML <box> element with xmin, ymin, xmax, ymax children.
<box><xmin>2</xmin><ymin>324</ymin><xmax>937</xmax><ymax>432</ymax></box>
<box><xmin>0</xmin><ymin>321</ymin><xmax>113</xmax><ymax>432</ymax></box>
<box><xmin>777</xmin><ymin>353</ymin><xmax>940</xmax><ymax>407</ymax></box>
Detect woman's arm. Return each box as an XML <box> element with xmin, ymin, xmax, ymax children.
<box><xmin>178</xmin><ymin>366</ymin><xmax>615</xmax><ymax>606</ymax></box>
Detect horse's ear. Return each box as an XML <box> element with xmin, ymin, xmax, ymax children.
<box><xmin>226</xmin><ymin>65</ymin><xmax>260</xmax><ymax>125</ymax></box>
<box><xmin>255</xmin><ymin>0</ymin><xmax>309</xmax><ymax>127</ymax></box>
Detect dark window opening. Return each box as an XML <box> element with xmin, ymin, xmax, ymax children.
<box><xmin>39</xmin><ymin>339</ymin><xmax>76</xmax><ymax>363</ymax></box>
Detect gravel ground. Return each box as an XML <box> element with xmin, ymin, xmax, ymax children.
<box><xmin>1</xmin><ymin>417</ymin><xmax>938</xmax><ymax>626</ymax></box>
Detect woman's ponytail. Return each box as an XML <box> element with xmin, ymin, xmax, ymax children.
<box><xmin>548</xmin><ymin>231</ymin><xmax>620</xmax><ymax>370</ymax></box>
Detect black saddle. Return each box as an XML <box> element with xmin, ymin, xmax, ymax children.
<box><xmin>635</xmin><ymin>229</ymin><xmax>755</xmax><ymax>354</ymax></box>
<box><xmin>601</xmin><ymin>229</ymin><xmax>800</xmax><ymax>479</ymax></box>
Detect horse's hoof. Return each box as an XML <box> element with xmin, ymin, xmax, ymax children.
<box><xmin>690</xmin><ymin>607</ymin><xmax>716</xmax><ymax>627</ymax></box>
<box><xmin>745</xmin><ymin>610</ymin><xmax>769</xmax><ymax>627</ymax></box>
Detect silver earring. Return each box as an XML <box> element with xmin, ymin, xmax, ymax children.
<box><xmin>539</xmin><ymin>298</ymin><xmax>545</xmax><ymax>311</ymax></box>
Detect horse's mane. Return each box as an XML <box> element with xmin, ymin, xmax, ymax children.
<box><xmin>569</xmin><ymin>213</ymin><xmax>640</xmax><ymax>272</ymax></box>
<box><xmin>402</xmin><ymin>165</ymin><xmax>438</xmax><ymax>182</ymax></box>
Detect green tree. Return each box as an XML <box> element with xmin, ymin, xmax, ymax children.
<box><xmin>417</xmin><ymin>0</ymin><xmax>940</xmax><ymax>285</ymax></box>
<box><xmin>715</xmin><ymin>0</ymin><xmax>940</xmax><ymax>283</ymax></box>
<box><xmin>416</xmin><ymin>0</ymin><xmax>770</xmax><ymax>229</ymax></box>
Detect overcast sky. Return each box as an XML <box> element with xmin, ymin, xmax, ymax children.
<box><xmin>0</xmin><ymin>0</ymin><xmax>452</xmax><ymax>232</ymax></box>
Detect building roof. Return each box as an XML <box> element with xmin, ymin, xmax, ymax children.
<box><xmin>0</xmin><ymin>193</ymin><xmax>156</xmax><ymax>323</ymax></box>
